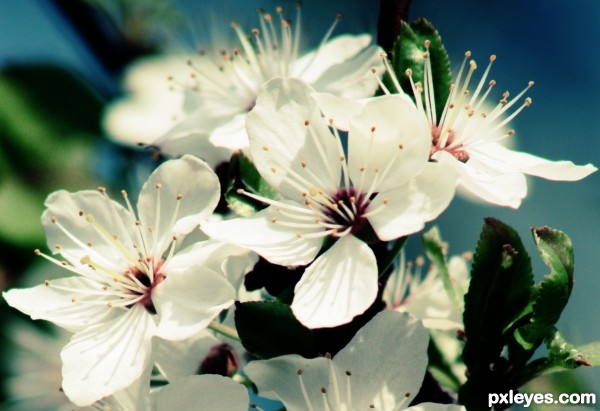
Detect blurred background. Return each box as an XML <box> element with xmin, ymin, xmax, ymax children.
<box><xmin>0</xmin><ymin>0</ymin><xmax>598</xmax><ymax>409</ymax></box>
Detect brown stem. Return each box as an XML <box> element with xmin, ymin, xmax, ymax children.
<box><xmin>377</xmin><ymin>0</ymin><xmax>412</xmax><ymax>53</ymax></box>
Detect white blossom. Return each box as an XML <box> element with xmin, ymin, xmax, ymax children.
<box><xmin>119</xmin><ymin>6</ymin><xmax>386</xmax><ymax>165</ymax></box>
<box><xmin>2</xmin><ymin>156</ymin><xmax>250</xmax><ymax>406</ymax></box>
<box><xmin>245</xmin><ymin>310</ymin><xmax>465</xmax><ymax>411</ymax></box>
<box><xmin>203</xmin><ymin>77</ymin><xmax>458</xmax><ymax>328</ymax></box>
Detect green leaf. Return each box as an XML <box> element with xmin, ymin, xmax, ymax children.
<box><xmin>235</xmin><ymin>301</ymin><xmax>317</xmax><ymax>359</ymax></box>
<box><xmin>225</xmin><ymin>152</ymin><xmax>281</xmax><ymax>216</ymax></box>
<box><xmin>422</xmin><ymin>226</ymin><xmax>461</xmax><ymax>311</ymax></box>
<box><xmin>512</xmin><ymin>227</ymin><xmax>574</xmax><ymax>364</ymax></box>
<box><xmin>389</xmin><ymin>19</ymin><xmax>451</xmax><ymax>119</ymax></box>
<box><xmin>514</xmin><ymin>329</ymin><xmax>592</xmax><ymax>386</ymax></box>
<box><xmin>462</xmin><ymin>218</ymin><xmax>534</xmax><ymax>376</ymax></box>
<box><xmin>575</xmin><ymin>340</ymin><xmax>600</xmax><ymax>366</ymax></box>
<box><xmin>0</xmin><ymin>175</ymin><xmax>45</xmax><ymax>246</ymax></box>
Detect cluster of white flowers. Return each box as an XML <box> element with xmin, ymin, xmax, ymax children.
<box><xmin>3</xmin><ymin>4</ymin><xmax>596</xmax><ymax>411</ymax></box>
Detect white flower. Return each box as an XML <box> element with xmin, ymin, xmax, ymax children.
<box><xmin>202</xmin><ymin>77</ymin><xmax>458</xmax><ymax>328</ymax></box>
<box><xmin>384</xmin><ymin>252</ymin><xmax>470</xmax><ymax>331</ymax></box>
<box><xmin>2</xmin><ymin>156</ymin><xmax>244</xmax><ymax>406</ymax></box>
<box><xmin>148</xmin><ymin>6</ymin><xmax>385</xmax><ymax>164</ymax></box>
<box><xmin>379</xmin><ymin>42</ymin><xmax>596</xmax><ymax>208</ymax></box>
<box><xmin>151</xmin><ymin>375</ymin><xmax>249</xmax><ymax>411</ymax></box>
<box><xmin>103</xmin><ymin>373</ymin><xmax>250</xmax><ymax>411</ymax></box>
<box><xmin>245</xmin><ymin>310</ymin><xmax>465</xmax><ymax>411</ymax></box>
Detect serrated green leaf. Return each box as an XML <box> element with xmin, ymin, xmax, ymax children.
<box><xmin>512</xmin><ymin>227</ymin><xmax>574</xmax><ymax>365</ymax></box>
<box><xmin>389</xmin><ymin>18</ymin><xmax>451</xmax><ymax>120</ymax></box>
<box><xmin>422</xmin><ymin>226</ymin><xmax>461</xmax><ymax>311</ymax></box>
<box><xmin>235</xmin><ymin>301</ymin><xmax>317</xmax><ymax>359</ymax></box>
<box><xmin>462</xmin><ymin>218</ymin><xmax>533</xmax><ymax>376</ymax></box>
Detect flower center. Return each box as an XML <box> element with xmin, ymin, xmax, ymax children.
<box><xmin>127</xmin><ymin>259</ymin><xmax>166</xmax><ymax>314</ymax></box>
<box><xmin>322</xmin><ymin>188</ymin><xmax>370</xmax><ymax>236</ymax></box>
<box><xmin>375</xmin><ymin>42</ymin><xmax>534</xmax><ymax>165</ymax></box>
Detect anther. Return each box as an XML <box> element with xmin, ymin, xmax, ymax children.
<box><xmin>424</xmin><ymin>39</ymin><xmax>431</xmax><ymax>48</ymax></box>
<box><xmin>78</xmin><ymin>210</ymin><xmax>84</xmax><ymax>216</ymax></box>
<box><xmin>121</xmin><ymin>190</ymin><xmax>128</xmax><ymax>198</ymax></box>
<box><xmin>155</xmin><ymin>183</ymin><xmax>162</xmax><ymax>189</ymax></box>
<box><xmin>51</xmin><ymin>216</ymin><xmax>57</xmax><ymax>223</ymax></box>
<box><xmin>321</xmin><ymin>387</ymin><xmax>327</xmax><ymax>394</ymax></box>
<box><xmin>379</xmin><ymin>51</ymin><xmax>387</xmax><ymax>58</ymax></box>
<box><xmin>335</xmin><ymin>12</ymin><xmax>343</xmax><ymax>20</ymax></box>
<box><xmin>85</xmin><ymin>214</ymin><xmax>95</xmax><ymax>223</ymax></box>
<box><xmin>237</xmin><ymin>188</ymin><xmax>244</xmax><ymax>194</ymax></box>
<box><xmin>301</xmin><ymin>161</ymin><xmax>307</xmax><ymax>168</ymax></box>
<box><xmin>297</xmin><ymin>369</ymin><xmax>303</xmax><ymax>375</ymax></box>
<box><xmin>276</xmin><ymin>6</ymin><xmax>284</xmax><ymax>14</ymax></box>
<box><xmin>252</xmin><ymin>28</ymin><xmax>260</xmax><ymax>36</ymax></box>
<box><xmin>34</xmin><ymin>249</ymin><xmax>41</xmax><ymax>255</ymax></box>
<box><xmin>176</xmin><ymin>194</ymin><xmax>183</xmax><ymax>200</ymax></box>
<box><xmin>405</xmin><ymin>392</ymin><xmax>411</xmax><ymax>397</ymax></box>
<box><xmin>230</xmin><ymin>21</ymin><xmax>238</xmax><ymax>29</ymax></box>
<box><xmin>345</xmin><ymin>370</ymin><xmax>352</xmax><ymax>376</ymax></box>
<box><xmin>370</xmin><ymin>126</ymin><xmax>376</xmax><ymax>132</ymax></box>
<box><xmin>304</xmin><ymin>119</ymin><xmax>310</xmax><ymax>126</ymax></box>
<box><xmin>399</xmin><ymin>144</ymin><xmax>404</xmax><ymax>150</ymax></box>
<box><xmin>508</xmin><ymin>130</ymin><xmax>515</xmax><ymax>136</ymax></box>
<box><xmin>490</xmin><ymin>55</ymin><xmax>497</xmax><ymax>62</ymax></box>
<box><xmin>98</xmin><ymin>186</ymin><xmax>107</xmax><ymax>193</ymax></box>
<box><xmin>524</xmin><ymin>97</ymin><xmax>532</xmax><ymax>106</ymax></box>
<box><xmin>465</xmin><ymin>51</ymin><xmax>472</xmax><ymax>58</ymax></box>
<box><xmin>528</xmin><ymin>81</ymin><xmax>535</xmax><ymax>88</ymax></box>
<box><xmin>271</xmin><ymin>167</ymin><xmax>277</xmax><ymax>173</ymax></box>
<box><xmin>405</xmin><ymin>68</ymin><xmax>412</xmax><ymax>76</ymax></box>
<box><xmin>263</xmin><ymin>145</ymin><xmax>269</xmax><ymax>151</ymax></box>
<box><xmin>371</xmin><ymin>67</ymin><xmax>378</xmax><ymax>74</ymax></box>
<box><xmin>44</xmin><ymin>280</ymin><xmax>50</xmax><ymax>286</ymax></box>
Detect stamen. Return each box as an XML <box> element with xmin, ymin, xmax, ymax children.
<box><xmin>297</xmin><ymin>369</ymin><xmax>316</xmax><ymax>411</ymax></box>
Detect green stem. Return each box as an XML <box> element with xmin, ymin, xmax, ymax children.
<box><xmin>378</xmin><ymin>236</ymin><xmax>408</xmax><ymax>278</ymax></box>
<box><xmin>208</xmin><ymin>320</ymin><xmax>240</xmax><ymax>342</ymax></box>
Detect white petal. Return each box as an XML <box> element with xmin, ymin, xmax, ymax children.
<box><xmin>348</xmin><ymin>95</ymin><xmax>431</xmax><ymax>192</ymax></box>
<box><xmin>43</xmin><ymin>189</ymin><xmax>137</xmax><ymax>270</ymax></box>
<box><xmin>244</xmin><ymin>355</ymin><xmax>333</xmax><ymax>411</ymax></box>
<box><xmin>293</xmin><ymin>34</ymin><xmax>373</xmax><ymax>84</ymax></box>
<box><xmin>407</xmin><ymin>404</ymin><xmax>466</xmax><ymax>411</ymax></box>
<box><xmin>435</xmin><ymin>150</ymin><xmax>527</xmax><ymax>208</ymax></box>
<box><xmin>3</xmin><ymin>277</ymin><xmax>118</xmax><ymax>333</ymax></box>
<box><xmin>334</xmin><ymin>311</ymin><xmax>429</xmax><ymax>409</ymax></box>
<box><xmin>137</xmin><ymin>155</ymin><xmax>220</xmax><ymax>254</ymax></box>
<box><xmin>161</xmin><ymin>239</ymin><xmax>257</xmax><ymax>292</ymax></box>
<box><xmin>473</xmin><ymin>142</ymin><xmax>597</xmax><ymax>181</ymax></box>
<box><xmin>313</xmin><ymin>92</ymin><xmax>368</xmax><ymax>131</ymax></box>
<box><xmin>154</xmin><ymin>331</ymin><xmax>220</xmax><ymax>380</ymax></box>
<box><xmin>153</xmin><ymin>375</ymin><xmax>248</xmax><ymax>411</ymax></box>
<box><xmin>209</xmin><ymin>113</ymin><xmax>249</xmax><ymax>150</ymax></box>
<box><xmin>157</xmin><ymin>131</ymin><xmax>233</xmax><ymax>168</ymax></box>
<box><xmin>292</xmin><ymin>235</ymin><xmax>378</xmax><ymax>328</ymax></box>
<box><xmin>310</xmin><ymin>44</ymin><xmax>385</xmax><ymax>99</ymax></box>
<box><xmin>153</xmin><ymin>264</ymin><xmax>235</xmax><ymax>341</ymax></box>
<box><xmin>103</xmin><ymin>97</ymin><xmax>181</xmax><ymax>146</ymax></box>
<box><xmin>246</xmin><ymin>77</ymin><xmax>341</xmax><ymax>203</ymax></box>
<box><xmin>60</xmin><ymin>304</ymin><xmax>155</xmax><ymax>406</ymax></box>
<box><xmin>111</xmin><ymin>363</ymin><xmax>153</xmax><ymax>411</ymax></box>
<box><xmin>201</xmin><ymin>205</ymin><xmax>323</xmax><ymax>267</ymax></box>
<box><xmin>368</xmin><ymin>162</ymin><xmax>457</xmax><ymax>241</ymax></box>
